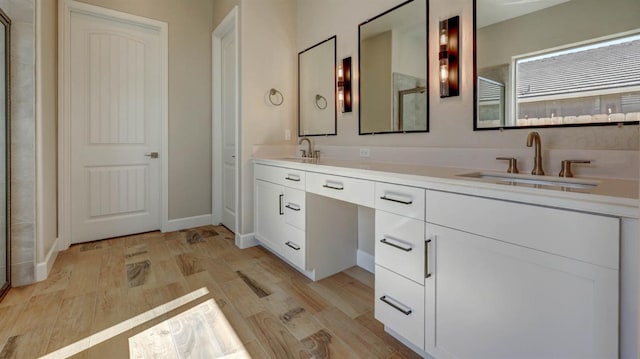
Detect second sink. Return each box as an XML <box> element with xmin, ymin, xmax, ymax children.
<box><xmin>458</xmin><ymin>172</ymin><xmax>598</xmax><ymax>189</ymax></box>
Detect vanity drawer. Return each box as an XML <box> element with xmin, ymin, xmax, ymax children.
<box><xmin>375</xmin><ymin>211</ymin><xmax>425</xmax><ymax>284</ymax></box>
<box><xmin>425</xmin><ymin>190</ymin><xmax>620</xmax><ymax>269</ymax></box>
<box><xmin>375</xmin><ymin>265</ymin><xmax>425</xmax><ymax>350</ymax></box>
<box><xmin>284</xmin><ymin>187</ymin><xmax>305</xmax><ymax>230</ymax></box>
<box><xmin>255</xmin><ymin>164</ymin><xmax>306</xmax><ymax>190</ymax></box>
<box><xmin>282</xmin><ymin>226</ymin><xmax>305</xmax><ymax>270</ymax></box>
<box><xmin>375</xmin><ymin>182</ymin><xmax>425</xmax><ymax>220</ymax></box>
<box><xmin>306</xmin><ymin>172</ymin><xmax>374</xmax><ymax>207</ymax></box>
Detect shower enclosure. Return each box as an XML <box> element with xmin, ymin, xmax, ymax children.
<box><xmin>0</xmin><ymin>8</ymin><xmax>10</xmax><ymax>301</ymax></box>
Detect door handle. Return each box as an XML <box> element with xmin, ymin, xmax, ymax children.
<box><xmin>380</xmin><ymin>237</ymin><xmax>412</xmax><ymax>252</ymax></box>
<box><xmin>425</xmin><ymin>238</ymin><xmax>432</xmax><ymax>279</ymax></box>
<box><xmin>144</xmin><ymin>152</ymin><xmax>159</xmax><ymax>159</ymax></box>
<box><xmin>379</xmin><ymin>295</ymin><xmax>412</xmax><ymax>316</ymax></box>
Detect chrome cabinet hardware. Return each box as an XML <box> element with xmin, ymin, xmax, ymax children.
<box><xmin>380</xmin><ymin>195</ymin><xmax>413</xmax><ymax>205</ymax></box>
<box><xmin>379</xmin><ymin>295</ymin><xmax>412</xmax><ymax>316</ymax></box>
<box><xmin>285</xmin><ymin>204</ymin><xmax>301</xmax><ymax>211</ymax></box>
<box><xmin>285</xmin><ymin>241</ymin><xmax>301</xmax><ymax>250</ymax></box>
<box><xmin>322</xmin><ymin>182</ymin><xmax>344</xmax><ymax>190</ymax></box>
<box><xmin>144</xmin><ymin>152</ymin><xmax>159</xmax><ymax>159</ymax></box>
<box><xmin>278</xmin><ymin>194</ymin><xmax>284</xmax><ymax>215</ymax></box>
<box><xmin>496</xmin><ymin>157</ymin><xmax>519</xmax><ymax>174</ymax></box>
<box><xmin>559</xmin><ymin>160</ymin><xmax>591</xmax><ymax>178</ymax></box>
<box><xmin>425</xmin><ymin>238</ymin><xmax>432</xmax><ymax>278</ymax></box>
<box><xmin>380</xmin><ymin>237</ymin><xmax>413</xmax><ymax>252</ymax></box>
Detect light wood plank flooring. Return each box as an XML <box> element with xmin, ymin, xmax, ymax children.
<box><xmin>0</xmin><ymin>226</ymin><xmax>421</xmax><ymax>358</ymax></box>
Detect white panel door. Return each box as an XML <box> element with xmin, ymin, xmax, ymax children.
<box><xmin>221</xmin><ymin>26</ymin><xmax>237</xmax><ymax>232</ymax></box>
<box><xmin>69</xmin><ymin>10</ymin><xmax>162</xmax><ymax>243</ymax></box>
<box><xmin>425</xmin><ymin>224</ymin><xmax>619</xmax><ymax>359</ymax></box>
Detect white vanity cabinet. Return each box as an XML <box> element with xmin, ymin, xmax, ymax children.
<box><xmin>254</xmin><ymin>164</ymin><xmax>307</xmax><ymax>269</ymax></box>
<box><xmin>252</xmin><ymin>158</ymin><xmax>634</xmax><ymax>359</ymax></box>
<box><xmin>424</xmin><ymin>190</ymin><xmax>620</xmax><ymax>359</ymax></box>
<box><xmin>374</xmin><ymin>182</ymin><xmax>426</xmax><ymax>350</ymax></box>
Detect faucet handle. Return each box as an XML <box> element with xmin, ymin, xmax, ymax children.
<box><xmin>300</xmin><ymin>149</ymin><xmax>307</xmax><ymax>158</ymax></box>
<box><xmin>313</xmin><ymin>150</ymin><xmax>320</xmax><ymax>159</ymax></box>
<box><xmin>559</xmin><ymin>160</ymin><xmax>591</xmax><ymax>178</ymax></box>
<box><xmin>496</xmin><ymin>157</ymin><xmax>519</xmax><ymax>174</ymax></box>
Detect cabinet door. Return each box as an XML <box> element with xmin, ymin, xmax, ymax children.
<box><xmin>425</xmin><ymin>224</ymin><xmax>618</xmax><ymax>359</ymax></box>
<box><xmin>254</xmin><ymin>179</ymin><xmax>284</xmax><ymax>252</ymax></box>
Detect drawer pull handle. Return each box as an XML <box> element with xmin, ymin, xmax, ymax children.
<box><xmin>379</xmin><ymin>295</ymin><xmax>412</xmax><ymax>316</ymax></box>
<box><xmin>285</xmin><ymin>204</ymin><xmax>301</xmax><ymax>211</ymax></box>
<box><xmin>380</xmin><ymin>238</ymin><xmax>412</xmax><ymax>252</ymax></box>
<box><xmin>425</xmin><ymin>238</ymin><xmax>432</xmax><ymax>279</ymax></box>
<box><xmin>285</xmin><ymin>241</ymin><xmax>301</xmax><ymax>251</ymax></box>
<box><xmin>285</xmin><ymin>176</ymin><xmax>301</xmax><ymax>182</ymax></box>
<box><xmin>322</xmin><ymin>183</ymin><xmax>344</xmax><ymax>190</ymax></box>
<box><xmin>279</xmin><ymin>194</ymin><xmax>284</xmax><ymax>215</ymax></box>
<box><xmin>380</xmin><ymin>196</ymin><xmax>413</xmax><ymax>205</ymax></box>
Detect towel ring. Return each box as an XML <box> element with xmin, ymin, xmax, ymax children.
<box><xmin>315</xmin><ymin>94</ymin><xmax>327</xmax><ymax>110</ymax></box>
<box><xmin>269</xmin><ymin>88</ymin><xmax>284</xmax><ymax>106</ymax></box>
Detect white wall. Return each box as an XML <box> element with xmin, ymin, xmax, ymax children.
<box><xmin>238</xmin><ymin>0</ymin><xmax>297</xmax><ymax>234</ymax></box>
<box><xmin>35</xmin><ymin>0</ymin><xmax>57</xmax><ymax>274</ymax></box>
<box><xmin>296</xmin><ymin>0</ymin><xmax>639</xmax><ymax>151</ymax></box>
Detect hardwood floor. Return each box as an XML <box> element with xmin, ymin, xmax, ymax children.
<box><xmin>0</xmin><ymin>226</ymin><xmax>421</xmax><ymax>358</ymax></box>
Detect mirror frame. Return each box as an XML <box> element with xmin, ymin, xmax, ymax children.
<box><xmin>358</xmin><ymin>0</ymin><xmax>429</xmax><ymax>135</ymax></box>
<box><xmin>0</xmin><ymin>7</ymin><xmax>10</xmax><ymax>301</ymax></box>
<box><xmin>472</xmin><ymin>0</ymin><xmax>640</xmax><ymax>131</ymax></box>
<box><xmin>297</xmin><ymin>36</ymin><xmax>337</xmax><ymax>137</ymax></box>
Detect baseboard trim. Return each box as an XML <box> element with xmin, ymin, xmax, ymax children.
<box><xmin>235</xmin><ymin>232</ymin><xmax>258</xmax><ymax>249</ymax></box>
<box><xmin>357</xmin><ymin>249</ymin><xmax>374</xmax><ymax>273</ymax></box>
<box><xmin>164</xmin><ymin>214</ymin><xmax>213</xmax><ymax>232</ymax></box>
<box><xmin>385</xmin><ymin>327</ymin><xmax>430</xmax><ymax>358</ymax></box>
<box><xmin>36</xmin><ymin>237</ymin><xmax>60</xmax><ymax>282</ymax></box>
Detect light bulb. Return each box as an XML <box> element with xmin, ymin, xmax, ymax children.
<box><xmin>440</xmin><ymin>63</ymin><xmax>448</xmax><ymax>83</ymax></box>
<box><xmin>440</xmin><ymin>28</ymin><xmax>448</xmax><ymax>46</ymax></box>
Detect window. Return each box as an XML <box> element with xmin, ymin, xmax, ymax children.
<box><xmin>514</xmin><ymin>33</ymin><xmax>640</xmax><ymax>126</ymax></box>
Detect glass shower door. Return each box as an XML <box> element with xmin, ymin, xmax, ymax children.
<box><xmin>0</xmin><ymin>9</ymin><xmax>10</xmax><ymax>300</ymax></box>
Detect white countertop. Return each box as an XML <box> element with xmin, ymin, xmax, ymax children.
<box><xmin>254</xmin><ymin>156</ymin><xmax>639</xmax><ymax>219</ymax></box>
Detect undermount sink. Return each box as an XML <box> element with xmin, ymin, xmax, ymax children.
<box><xmin>458</xmin><ymin>172</ymin><xmax>599</xmax><ymax>189</ymax></box>
<box><xmin>278</xmin><ymin>157</ymin><xmax>318</xmax><ymax>163</ymax></box>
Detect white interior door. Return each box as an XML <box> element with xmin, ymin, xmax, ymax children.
<box><xmin>221</xmin><ymin>26</ymin><xmax>237</xmax><ymax>232</ymax></box>
<box><xmin>69</xmin><ymin>8</ymin><xmax>162</xmax><ymax>244</ymax></box>
<box><xmin>213</xmin><ymin>7</ymin><xmax>239</xmax><ymax>234</ymax></box>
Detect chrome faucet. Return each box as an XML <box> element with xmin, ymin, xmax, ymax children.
<box><xmin>298</xmin><ymin>137</ymin><xmax>313</xmax><ymax>158</ymax></box>
<box><xmin>526</xmin><ymin>131</ymin><xmax>544</xmax><ymax>175</ymax></box>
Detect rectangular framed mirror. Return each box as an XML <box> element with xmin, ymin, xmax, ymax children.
<box><xmin>474</xmin><ymin>0</ymin><xmax>640</xmax><ymax>130</ymax></box>
<box><xmin>298</xmin><ymin>36</ymin><xmax>337</xmax><ymax>137</ymax></box>
<box><xmin>359</xmin><ymin>0</ymin><xmax>429</xmax><ymax>135</ymax></box>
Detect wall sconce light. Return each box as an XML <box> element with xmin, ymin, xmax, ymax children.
<box><xmin>338</xmin><ymin>57</ymin><xmax>352</xmax><ymax>113</ymax></box>
<box><xmin>439</xmin><ymin>16</ymin><xmax>459</xmax><ymax>98</ymax></box>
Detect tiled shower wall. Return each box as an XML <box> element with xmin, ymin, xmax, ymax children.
<box><xmin>2</xmin><ymin>0</ymin><xmax>35</xmax><ymax>286</ymax></box>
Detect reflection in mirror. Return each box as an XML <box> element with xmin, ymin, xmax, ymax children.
<box><xmin>298</xmin><ymin>36</ymin><xmax>336</xmax><ymax>136</ymax></box>
<box><xmin>474</xmin><ymin>0</ymin><xmax>640</xmax><ymax>130</ymax></box>
<box><xmin>359</xmin><ymin>0</ymin><xmax>428</xmax><ymax>134</ymax></box>
<box><xmin>0</xmin><ymin>9</ymin><xmax>9</xmax><ymax>301</ymax></box>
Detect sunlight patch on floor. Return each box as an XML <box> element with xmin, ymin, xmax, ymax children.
<box><xmin>38</xmin><ymin>287</ymin><xmax>210</xmax><ymax>358</ymax></box>
<box><xmin>129</xmin><ymin>299</ymin><xmax>250</xmax><ymax>358</ymax></box>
